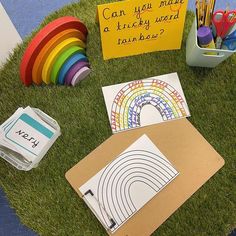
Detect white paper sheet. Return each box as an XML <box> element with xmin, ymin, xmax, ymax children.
<box><xmin>79</xmin><ymin>134</ymin><xmax>179</xmax><ymax>233</ymax></box>
<box><xmin>0</xmin><ymin>3</ymin><xmax>22</xmax><ymax>66</ymax></box>
<box><xmin>102</xmin><ymin>72</ymin><xmax>190</xmax><ymax>133</ymax></box>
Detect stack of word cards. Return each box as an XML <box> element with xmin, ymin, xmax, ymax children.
<box><xmin>0</xmin><ymin>106</ymin><xmax>61</xmax><ymax>171</ymax></box>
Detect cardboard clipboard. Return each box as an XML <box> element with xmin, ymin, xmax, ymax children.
<box><xmin>65</xmin><ymin>118</ymin><xmax>224</xmax><ymax>236</ymax></box>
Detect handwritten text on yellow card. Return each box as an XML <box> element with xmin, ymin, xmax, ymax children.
<box><xmin>97</xmin><ymin>0</ymin><xmax>188</xmax><ymax>60</ymax></box>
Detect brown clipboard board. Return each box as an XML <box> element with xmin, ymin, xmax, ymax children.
<box><xmin>66</xmin><ymin>118</ymin><xmax>224</xmax><ymax>236</ymax></box>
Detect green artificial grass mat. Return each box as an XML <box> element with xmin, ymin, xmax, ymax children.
<box><xmin>0</xmin><ymin>0</ymin><xmax>235</xmax><ymax>235</ymax></box>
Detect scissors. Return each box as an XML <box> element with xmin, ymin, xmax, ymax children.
<box><xmin>212</xmin><ymin>10</ymin><xmax>236</xmax><ymax>49</ymax></box>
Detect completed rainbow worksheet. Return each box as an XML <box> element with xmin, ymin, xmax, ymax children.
<box><xmin>102</xmin><ymin>72</ymin><xmax>190</xmax><ymax>133</ymax></box>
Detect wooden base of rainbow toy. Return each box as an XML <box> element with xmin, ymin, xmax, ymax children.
<box><xmin>20</xmin><ymin>16</ymin><xmax>90</xmax><ymax>86</ymax></box>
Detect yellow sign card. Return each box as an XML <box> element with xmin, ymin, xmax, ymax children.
<box><xmin>97</xmin><ymin>0</ymin><xmax>188</xmax><ymax>60</ymax></box>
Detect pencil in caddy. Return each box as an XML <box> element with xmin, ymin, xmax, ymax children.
<box><xmin>186</xmin><ymin>17</ymin><xmax>236</xmax><ymax>68</ymax></box>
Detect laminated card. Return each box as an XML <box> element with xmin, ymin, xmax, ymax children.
<box><xmin>97</xmin><ymin>0</ymin><xmax>188</xmax><ymax>59</ymax></box>
<box><xmin>102</xmin><ymin>72</ymin><xmax>190</xmax><ymax>133</ymax></box>
<box><xmin>79</xmin><ymin>134</ymin><xmax>179</xmax><ymax>233</ymax></box>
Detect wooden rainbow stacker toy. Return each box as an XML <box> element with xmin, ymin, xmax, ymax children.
<box><xmin>20</xmin><ymin>16</ymin><xmax>91</xmax><ymax>86</ymax></box>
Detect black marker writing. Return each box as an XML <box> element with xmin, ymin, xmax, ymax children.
<box><xmin>159</xmin><ymin>0</ymin><xmax>184</xmax><ymax>8</ymax></box>
<box><xmin>103</xmin><ymin>7</ymin><xmax>126</xmax><ymax>20</ymax></box>
<box><xmin>155</xmin><ymin>11</ymin><xmax>179</xmax><ymax>23</ymax></box>
<box><xmin>117</xmin><ymin>18</ymin><xmax>150</xmax><ymax>31</ymax></box>
<box><xmin>134</xmin><ymin>3</ymin><xmax>152</xmax><ymax>19</ymax></box>
<box><xmin>15</xmin><ymin>130</ymin><xmax>39</xmax><ymax>148</ymax></box>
